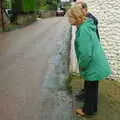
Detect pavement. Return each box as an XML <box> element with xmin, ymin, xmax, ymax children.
<box><xmin>0</xmin><ymin>17</ymin><xmax>72</xmax><ymax>120</ymax></box>
<box><xmin>70</xmin><ymin>75</ymin><xmax>120</xmax><ymax>120</ymax></box>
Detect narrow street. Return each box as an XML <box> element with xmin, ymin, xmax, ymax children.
<box><xmin>0</xmin><ymin>17</ymin><xmax>72</xmax><ymax>120</ymax></box>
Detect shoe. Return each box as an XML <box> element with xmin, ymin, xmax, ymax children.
<box><xmin>76</xmin><ymin>108</ymin><xmax>85</xmax><ymax>116</ymax></box>
<box><xmin>75</xmin><ymin>89</ymin><xmax>86</xmax><ymax>101</ymax></box>
<box><xmin>83</xmin><ymin>109</ymin><xmax>97</xmax><ymax>116</ymax></box>
<box><xmin>85</xmin><ymin>112</ymin><xmax>97</xmax><ymax>117</ymax></box>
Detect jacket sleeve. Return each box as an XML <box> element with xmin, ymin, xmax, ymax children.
<box><xmin>76</xmin><ymin>27</ymin><xmax>93</xmax><ymax>70</ymax></box>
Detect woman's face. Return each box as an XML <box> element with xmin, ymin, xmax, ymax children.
<box><xmin>82</xmin><ymin>8</ymin><xmax>88</xmax><ymax>16</ymax></box>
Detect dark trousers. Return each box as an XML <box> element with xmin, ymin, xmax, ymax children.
<box><xmin>83</xmin><ymin>81</ymin><xmax>99</xmax><ymax>115</ymax></box>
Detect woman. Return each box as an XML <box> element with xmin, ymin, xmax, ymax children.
<box><xmin>67</xmin><ymin>5</ymin><xmax>112</xmax><ymax>116</ymax></box>
<box><xmin>75</xmin><ymin>2</ymin><xmax>100</xmax><ymax>102</ymax></box>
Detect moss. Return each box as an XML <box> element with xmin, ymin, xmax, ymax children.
<box><xmin>65</xmin><ymin>73</ymin><xmax>83</xmax><ymax>94</ymax></box>
<box><xmin>65</xmin><ymin>74</ymin><xmax>73</xmax><ymax>94</ymax></box>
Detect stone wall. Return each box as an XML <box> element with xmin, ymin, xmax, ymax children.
<box><xmin>84</xmin><ymin>0</ymin><xmax>120</xmax><ymax>81</ymax></box>
<box><xmin>38</xmin><ymin>11</ymin><xmax>56</xmax><ymax>18</ymax></box>
<box><xmin>16</xmin><ymin>14</ymin><xmax>36</xmax><ymax>25</ymax></box>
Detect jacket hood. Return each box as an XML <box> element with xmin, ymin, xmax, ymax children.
<box><xmin>78</xmin><ymin>18</ymin><xmax>96</xmax><ymax>32</ymax></box>
<box><xmin>85</xmin><ymin>18</ymin><xmax>97</xmax><ymax>31</ymax></box>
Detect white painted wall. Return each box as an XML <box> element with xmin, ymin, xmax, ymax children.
<box><xmin>70</xmin><ymin>0</ymin><xmax>120</xmax><ymax>81</ymax></box>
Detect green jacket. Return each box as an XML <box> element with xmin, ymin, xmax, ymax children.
<box><xmin>75</xmin><ymin>19</ymin><xmax>112</xmax><ymax>81</ymax></box>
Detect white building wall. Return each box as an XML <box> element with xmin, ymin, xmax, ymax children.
<box><xmin>85</xmin><ymin>0</ymin><xmax>120</xmax><ymax>81</ymax></box>
<box><xmin>70</xmin><ymin>0</ymin><xmax>120</xmax><ymax>81</ymax></box>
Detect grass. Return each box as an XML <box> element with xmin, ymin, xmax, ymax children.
<box><xmin>0</xmin><ymin>24</ymin><xmax>22</xmax><ymax>32</ymax></box>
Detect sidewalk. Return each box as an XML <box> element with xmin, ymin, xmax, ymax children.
<box><xmin>69</xmin><ymin>74</ymin><xmax>120</xmax><ymax>120</ymax></box>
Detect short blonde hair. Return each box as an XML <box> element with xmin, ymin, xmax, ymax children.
<box><xmin>67</xmin><ymin>5</ymin><xmax>86</xmax><ymax>25</ymax></box>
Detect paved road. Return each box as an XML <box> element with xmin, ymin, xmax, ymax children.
<box><xmin>0</xmin><ymin>17</ymin><xmax>72</xmax><ymax>120</ymax></box>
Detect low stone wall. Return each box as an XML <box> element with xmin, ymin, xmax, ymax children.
<box><xmin>38</xmin><ymin>11</ymin><xmax>56</xmax><ymax>18</ymax></box>
<box><xmin>16</xmin><ymin>14</ymin><xmax>36</xmax><ymax>25</ymax></box>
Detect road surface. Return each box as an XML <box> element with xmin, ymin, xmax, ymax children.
<box><xmin>0</xmin><ymin>17</ymin><xmax>72</xmax><ymax>120</ymax></box>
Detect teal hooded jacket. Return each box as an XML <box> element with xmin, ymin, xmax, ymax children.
<box><xmin>75</xmin><ymin>18</ymin><xmax>112</xmax><ymax>81</ymax></box>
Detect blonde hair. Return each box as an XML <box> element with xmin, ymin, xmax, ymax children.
<box><xmin>67</xmin><ymin>5</ymin><xmax>86</xmax><ymax>25</ymax></box>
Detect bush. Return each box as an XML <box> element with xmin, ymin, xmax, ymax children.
<box><xmin>12</xmin><ymin>0</ymin><xmax>38</xmax><ymax>14</ymax></box>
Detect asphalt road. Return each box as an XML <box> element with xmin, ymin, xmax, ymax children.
<box><xmin>0</xmin><ymin>17</ymin><xmax>72</xmax><ymax>120</ymax></box>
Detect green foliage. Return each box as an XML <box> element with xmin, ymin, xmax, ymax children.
<box><xmin>12</xmin><ymin>0</ymin><xmax>38</xmax><ymax>13</ymax></box>
<box><xmin>65</xmin><ymin>74</ymin><xmax>73</xmax><ymax>94</ymax></box>
<box><xmin>66</xmin><ymin>73</ymin><xmax>83</xmax><ymax>94</ymax></box>
<box><xmin>40</xmin><ymin>0</ymin><xmax>58</xmax><ymax>10</ymax></box>
<box><xmin>12</xmin><ymin>0</ymin><xmax>22</xmax><ymax>14</ymax></box>
<box><xmin>64</xmin><ymin>2</ymin><xmax>71</xmax><ymax>11</ymax></box>
<box><xmin>4</xmin><ymin>0</ymin><xmax>11</xmax><ymax>8</ymax></box>
<box><xmin>47</xmin><ymin>0</ymin><xmax>57</xmax><ymax>10</ymax></box>
<box><xmin>39</xmin><ymin>0</ymin><xmax>48</xmax><ymax>10</ymax></box>
<box><xmin>11</xmin><ymin>0</ymin><xmax>59</xmax><ymax>14</ymax></box>
<box><xmin>22</xmin><ymin>0</ymin><xmax>37</xmax><ymax>12</ymax></box>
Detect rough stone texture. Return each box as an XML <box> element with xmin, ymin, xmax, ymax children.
<box><xmin>40</xmin><ymin>11</ymin><xmax>56</xmax><ymax>18</ymax></box>
<box><xmin>84</xmin><ymin>0</ymin><xmax>120</xmax><ymax>81</ymax></box>
<box><xmin>69</xmin><ymin>0</ymin><xmax>120</xmax><ymax>81</ymax></box>
<box><xmin>16</xmin><ymin>14</ymin><xmax>36</xmax><ymax>25</ymax></box>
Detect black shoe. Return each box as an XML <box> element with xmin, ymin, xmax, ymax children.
<box><xmin>75</xmin><ymin>89</ymin><xmax>86</xmax><ymax>101</ymax></box>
